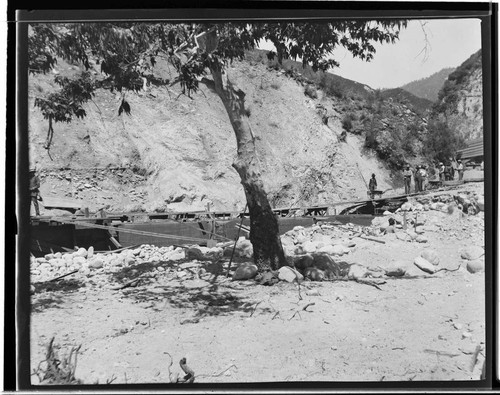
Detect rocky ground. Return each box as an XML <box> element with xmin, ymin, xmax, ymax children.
<box><xmin>30</xmin><ymin>181</ymin><xmax>486</xmax><ymax>386</ymax></box>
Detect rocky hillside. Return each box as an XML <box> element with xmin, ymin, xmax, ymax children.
<box><xmin>29</xmin><ymin>51</ymin><xmax>407</xmax><ymax>214</ymax></box>
<box><xmin>432</xmin><ymin>50</ymin><xmax>483</xmax><ymax>141</ymax></box>
<box><xmin>401</xmin><ymin>67</ymin><xmax>455</xmax><ymax>102</ymax></box>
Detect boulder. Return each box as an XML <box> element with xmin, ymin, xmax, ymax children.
<box><xmin>414</xmin><ymin>256</ymin><xmax>436</xmax><ymax>274</ymax></box>
<box><xmin>87</xmin><ymin>246</ymin><xmax>94</xmax><ymax>259</ymax></box>
<box><xmin>311</xmin><ymin>254</ymin><xmax>342</xmax><ymax>277</ymax></box>
<box><xmin>311</xmin><ymin>234</ymin><xmax>332</xmax><ymax>245</ymax></box>
<box><xmin>460</xmin><ymin>246</ymin><xmax>484</xmax><ymax>261</ymax></box>
<box><xmin>295</xmin><ymin>234</ymin><xmax>309</xmax><ymax>244</ymax></box>
<box><xmin>186</xmin><ymin>247</ymin><xmax>205</xmax><ymax>261</ymax></box>
<box><xmin>477</xmin><ymin>197</ymin><xmax>484</xmax><ymax>211</ymax></box>
<box><xmin>318</xmin><ymin>244</ymin><xmax>345</xmax><ymax>256</ymax></box>
<box><xmin>302</xmin><ymin>241</ymin><xmax>320</xmax><ymax>254</ymax></box>
<box><xmin>401</xmin><ymin>202</ymin><xmax>412</xmax><ymax>211</ymax></box>
<box><xmin>88</xmin><ymin>258</ymin><xmax>104</xmax><ymax>269</ymax></box>
<box><xmin>304</xmin><ymin>267</ymin><xmax>325</xmax><ymax>281</ymax></box>
<box><xmin>421</xmin><ymin>250</ymin><xmax>440</xmax><ymax>266</ymax></box>
<box><xmin>224</xmin><ymin>238</ymin><xmax>253</xmax><ymax>259</ymax></box>
<box><xmin>371</xmin><ymin>216</ymin><xmax>388</xmax><ymax>228</ymax></box>
<box><xmin>44</xmin><ymin>253</ymin><xmax>54</xmax><ymax>261</ymax></box>
<box><xmin>416</xmin><ymin>235</ymin><xmax>428</xmax><ymax>243</ymax></box>
<box><xmin>54</xmin><ymin>252</ymin><xmax>62</xmax><ymax>259</ymax></box>
<box><xmin>232</xmin><ymin>262</ymin><xmax>258</xmax><ymax>280</ymax></box>
<box><xmin>385</xmin><ymin>263</ymin><xmax>406</xmax><ymax>277</ymax></box>
<box><xmin>466</xmin><ymin>259</ymin><xmax>484</xmax><ymax>274</ymax></box>
<box><xmin>73</xmin><ymin>256</ymin><xmax>86</xmax><ymax>266</ymax></box>
<box><xmin>348</xmin><ymin>264</ymin><xmax>368</xmax><ymax>280</ymax></box>
<box><xmin>74</xmin><ymin>247</ymin><xmax>87</xmax><ymax>258</ymax></box>
<box><xmin>293</xmin><ymin>254</ymin><xmax>314</xmax><ymax>271</ymax></box>
<box><xmin>52</xmin><ymin>259</ymin><xmax>66</xmax><ymax>268</ymax></box>
<box><xmin>278</xmin><ymin>266</ymin><xmax>304</xmax><ymax>283</ymax></box>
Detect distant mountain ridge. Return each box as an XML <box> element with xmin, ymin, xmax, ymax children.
<box><xmin>380</xmin><ymin>88</ymin><xmax>433</xmax><ymax>115</ymax></box>
<box><xmin>400</xmin><ymin>67</ymin><xmax>455</xmax><ymax>102</ymax></box>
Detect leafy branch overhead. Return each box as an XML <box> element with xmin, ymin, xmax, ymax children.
<box><xmin>29</xmin><ymin>20</ymin><xmax>407</xmax><ymax>151</ymax></box>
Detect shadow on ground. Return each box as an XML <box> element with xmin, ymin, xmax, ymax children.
<box><xmin>31</xmin><ymin>279</ymin><xmax>87</xmax><ymax>313</ymax></box>
<box><xmin>123</xmin><ymin>283</ymin><xmax>271</xmax><ymax>319</ymax></box>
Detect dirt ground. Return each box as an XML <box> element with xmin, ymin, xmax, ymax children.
<box><xmin>30</xmin><ymin>186</ymin><xmax>486</xmax><ymax>386</ymax></box>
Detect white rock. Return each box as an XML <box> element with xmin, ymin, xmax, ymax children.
<box><xmin>74</xmin><ymin>248</ymin><xmax>87</xmax><ymax>258</ymax></box>
<box><xmin>416</xmin><ymin>235</ymin><xmax>428</xmax><ymax>243</ymax></box>
<box><xmin>401</xmin><ymin>202</ymin><xmax>412</xmax><ymax>211</ymax></box>
<box><xmin>87</xmin><ymin>246</ymin><xmax>94</xmax><ymax>259</ymax></box>
<box><xmin>44</xmin><ymin>253</ymin><xmax>55</xmax><ymax>261</ymax></box>
<box><xmin>318</xmin><ymin>244</ymin><xmax>345</xmax><ymax>256</ymax></box>
<box><xmin>54</xmin><ymin>252</ymin><xmax>62</xmax><ymax>259</ymax></box>
<box><xmin>88</xmin><ymin>258</ymin><xmax>104</xmax><ymax>269</ymax></box>
<box><xmin>421</xmin><ymin>250</ymin><xmax>440</xmax><ymax>265</ymax></box>
<box><xmin>73</xmin><ymin>256</ymin><xmax>86</xmax><ymax>266</ymax></box>
<box><xmin>414</xmin><ymin>256</ymin><xmax>435</xmax><ymax>274</ymax></box>
<box><xmin>348</xmin><ymin>264</ymin><xmax>368</xmax><ymax>280</ymax></box>
<box><xmin>460</xmin><ymin>246</ymin><xmax>484</xmax><ymax>261</ymax></box>
<box><xmin>278</xmin><ymin>266</ymin><xmax>303</xmax><ymax>283</ymax></box>
<box><xmin>466</xmin><ymin>259</ymin><xmax>484</xmax><ymax>274</ymax></box>
<box><xmin>52</xmin><ymin>259</ymin><xmax>66</xmax><ymax>268</ymax></box>
<box><xmin>301</xmin><ymin>241</ymin><xmax>319</xmax><ymax>254</ymax></box>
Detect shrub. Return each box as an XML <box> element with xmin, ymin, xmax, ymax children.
<box><xmin>304</xmin><ymin>84</ymin><xmax>318</xmax><ymax>99</ymax></box>
<box><xmin>341</xmin><ymin>114</ymin><xmax>353</xmax><ymax>132</ymax></box>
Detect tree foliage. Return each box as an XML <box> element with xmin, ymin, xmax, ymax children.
<box><xmin>424</xmin><ymin>117</ymin><xmax>465</xmax><ymax>162</ymax></box>
<box><xmin>29</xmin><ymin>20</ymin><xmax>407</xmax><ymax>125</ymax></box>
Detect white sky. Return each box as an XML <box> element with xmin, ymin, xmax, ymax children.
<box><xmin>259</xmin><ymin>18</ymin><xmax>482</xmax><ymax>90</ymax></box>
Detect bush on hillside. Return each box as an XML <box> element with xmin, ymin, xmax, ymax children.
<box><xmin>304</xmin><ymin>84</ymin><xmax>318</xmax><ymax>99</ymax></box>
<box><xmin>424</xmin><ymin>117</ymin><xmax>465</xmax><ymax>162</ymax></box>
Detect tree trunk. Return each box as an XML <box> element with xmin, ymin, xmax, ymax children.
<box><xmin>209</xmin><ymin>65</ymin><xmax>287</xmax><ymax>271</ymax></box>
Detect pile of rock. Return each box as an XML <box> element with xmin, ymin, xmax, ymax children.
<box><xmin>280</xmin><ymin>225</ymin><xmax>354</xmax><ymax>258</ymax></box>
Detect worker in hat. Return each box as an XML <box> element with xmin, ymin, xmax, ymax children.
<box><xmin>414</xmin><ymin>165</ymin><xmax>421</xmax><ymax>193</ymax></box>
<box><xmin>368</xmin><ymin>173</ymin><xmax>377</xmax><ymax>199</ymax></box>
<box><xmin>438</xmin><ymin>162</ymin><xmax>445</xmax><ymax>182</ymax></box>
<box><xmin>419</xmin><ymin>165</ymin><xmax>428</xmax><ymax>191</ymax></box>
<box><xmin>403</xmin><ymin>165</ymin><xmax>412</xmax><ymax>195</ymax></box>
<box><xmin>457</xmin><ymin>159</ymin><xmax>465</xmax><ymax>181</ymax></box>
<box><xmin>29</xmin><ymin>167</ymin><xmax>42</xmax><ymax>216</ymax></box>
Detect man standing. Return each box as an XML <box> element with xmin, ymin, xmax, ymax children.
<box><xmin>29</xmin><ymin>167</ymin><xmax>42</xmax><ymax>216</ymax></box>
<box><xmin>414</xmin><ymin>165</ymin><xmax>421</xmax><ymax>193</ymax></box>
<box><xmin>403</xmin><ymin>165</ymin><xmax>412</xmax><ymax>195</ymax></box>
<box><xmin>368</xmin><ymin>173</ymin><xmax>377</xmax><ymax>199</ymax></box>
<box><xmin>438</xmin><ymin>162</ymin><xmax>445</xmax><ymax>182</ymax></box>
<box><xmin>457</xmin><ymin>160</ymin><xmax>465</xmax><ymax>181</ymax></box>
<box><xmin>420</xmin><ymin>165</ymin><xmax>428</xmax><ymax>191</ymax></box>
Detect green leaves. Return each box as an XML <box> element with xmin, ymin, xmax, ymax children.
<box><xmin>34</xmin><ymin>71</ymin><xmax>95</xmax><ymax>123</ymax></box>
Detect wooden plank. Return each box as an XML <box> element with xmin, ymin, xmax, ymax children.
<box><xmin>41</xmin><ymin>196</ymin><xmax>82</xmax><ymax>210</ymax></box>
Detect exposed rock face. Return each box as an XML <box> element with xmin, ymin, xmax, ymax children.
<box><xmin>29</xmin><ymin>52</ymin><xmax>409</xmax><ymax>214</ymax></box>
<box><xmin>434</xmin><ymin>50</ymin><xmax>483</xmax><ymax>141</ymax></box>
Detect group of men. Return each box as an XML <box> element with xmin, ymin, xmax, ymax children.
<box><xmin>403</xmin><ymin>164</ymin><xmax>429</xmax><ymax>195</ymax></box>
<box><xmin>402</xmin><ymin>159</ymin><xmax>466</xmax><ymax>195</ymax></box>
<box><xmin>437</xmin><ymin>160</ymin><xmax>465</xmax><ymax>182</ymax></box>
